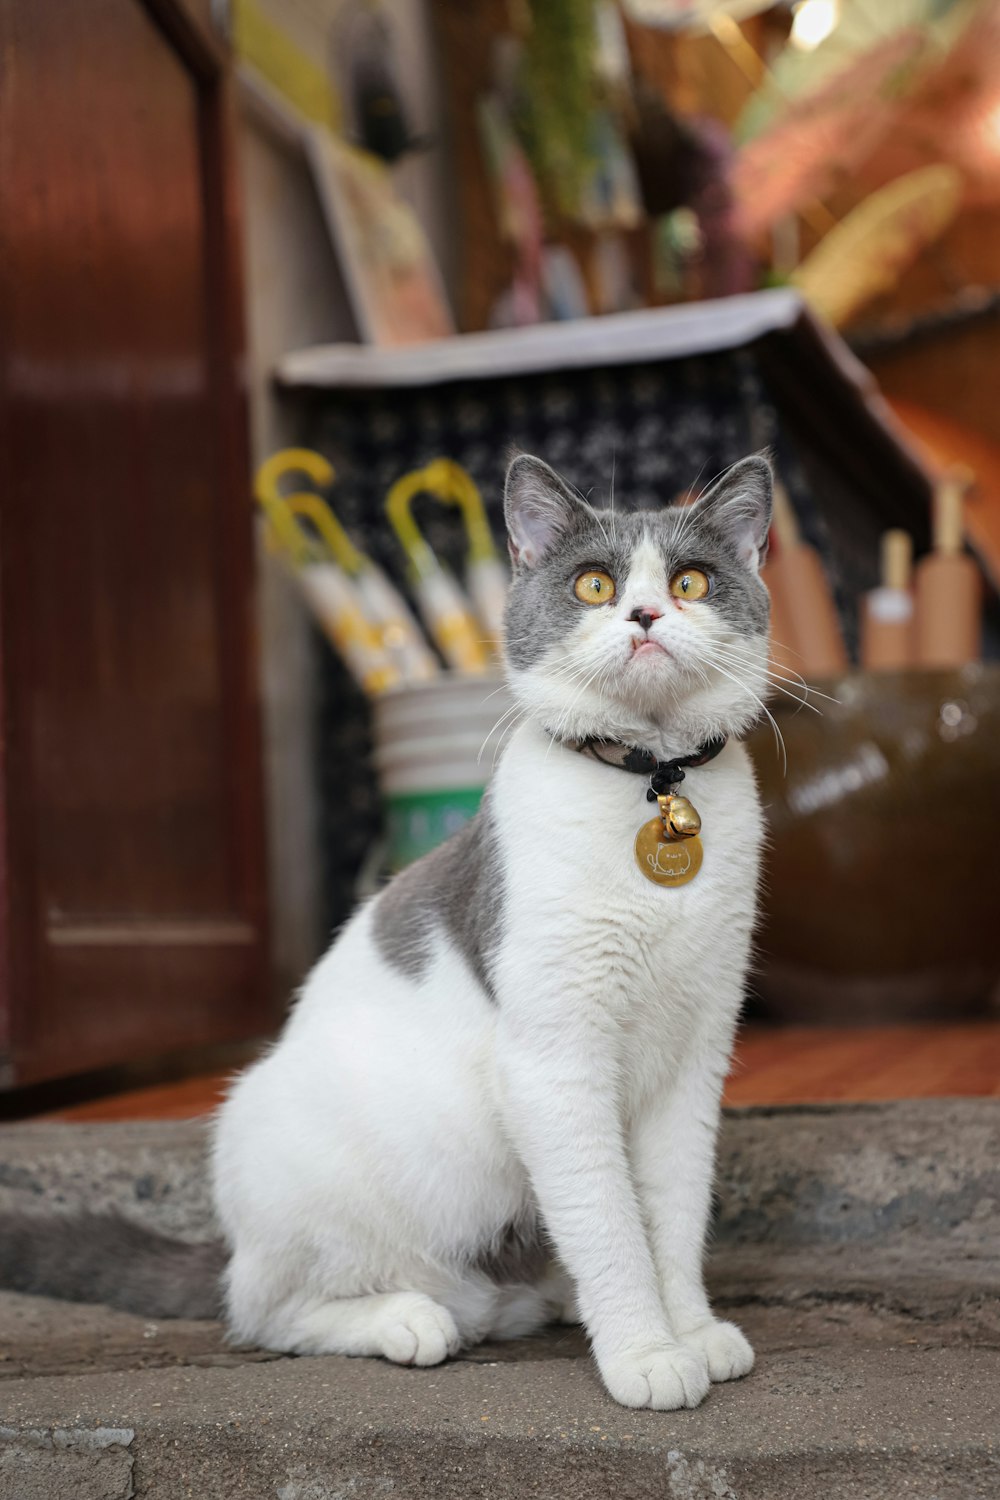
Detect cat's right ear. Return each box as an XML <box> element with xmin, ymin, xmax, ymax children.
<box><xmin>504</xmin><ymin>454</ymin><xmax>582</xmax><ymax>569</ymax></box>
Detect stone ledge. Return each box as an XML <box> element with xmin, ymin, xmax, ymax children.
<box><xmin>2</xmin><ymin>1100</ymin><xmax>999</xmax><ymax>1252</ymax></box>
<box><xmin>1</xmin><ymin>1341</ymin><xmax>998</xmax><ymax>1500</ymax></box>
<box><xmin>1</xmin><ymin>1101</ymin><xmax>998</xmax><ymax>1497</ymax></box>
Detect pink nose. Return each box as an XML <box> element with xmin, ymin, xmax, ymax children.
<box><xmin>629</xmin><ymin>606</ymin><xmax>662</xmax><ymax>632</ymax></box>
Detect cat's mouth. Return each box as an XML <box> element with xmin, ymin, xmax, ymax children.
<box><xmin>631</xmin><ymin>638</ymin><xmax>671</xmax><ymax>661</ymax></box>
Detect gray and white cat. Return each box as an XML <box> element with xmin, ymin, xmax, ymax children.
<box><xmin>211</xmin><ymin>451</ymin><xmax>774</xmax><ymax>1410</ymax></box>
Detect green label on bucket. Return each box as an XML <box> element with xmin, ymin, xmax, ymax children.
<box><xmin>384</xmin><ymin>786</ymin><xmax>486</xmax><ymax>871</ymax></box>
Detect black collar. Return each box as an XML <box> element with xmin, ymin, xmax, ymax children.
<box><xmin>564</xmin><ymin>734</ymin><xmax>728</xmax><ymax>802</ymax></box>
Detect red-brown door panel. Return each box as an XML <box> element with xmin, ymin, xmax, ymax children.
<box><xmin>0</xmin><ymin>0</ymin><xmax>272</xmax><ymax>1084</ymax></box>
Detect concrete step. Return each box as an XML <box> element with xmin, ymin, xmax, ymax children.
<box><xmin>1</xmin><ymin>1101</ymin><xmax>998</xmax><ymax>1498</ymax></box>
<box><xmin>2</xmin><ymin>1100</ymin><xmax>999</xmax><ymax>1253</ymax></box>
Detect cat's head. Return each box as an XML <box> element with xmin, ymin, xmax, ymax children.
<box><xmin>502</xmin><ymin>453</ymin><xmax>773</xmax><ymax>757</ymax></box>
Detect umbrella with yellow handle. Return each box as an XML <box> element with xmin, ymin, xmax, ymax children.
<box><xmin>385</xmin><ymin>463</ymin><xmax>492</xmax><ymax>675</ymax></box>
<box><xmin>421</xmin><ymin>459</ymin><xmax>509</xmax><ymax>651</ymax></box>
<box><xmin>283</xmin><ymin>491</ymin><xmax>439</xmax><ymax>685</ymax></box>
<box><xmin>255</xmin><ymin>448</ymin><xmax>329</xmax><ymax>567</ymax></box>
<box><xmin>255</xmin><ymin>449</ymin><xmax>401</xmax><ymax>697</ymax></box>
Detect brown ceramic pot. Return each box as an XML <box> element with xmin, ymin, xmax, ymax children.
<box><xmin>747</xmin><ymin>665</ymin><xmax>1000</xmax><ymax>1024</ymax></box>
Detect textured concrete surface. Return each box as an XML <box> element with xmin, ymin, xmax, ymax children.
<box><xmin>2</xmin><ymin>1337</ymin><xmax>999</xmax><ymax>1500</ymax></box>
<box><xmin>1</xmin><ymin>1102</ymin><xmax>999</xmax><ymax>1498</ymax></box>
<box><xmin>0</xmin><ymin>1120</ymin><xmax>215</xmax><ymax>1240</ymax></box>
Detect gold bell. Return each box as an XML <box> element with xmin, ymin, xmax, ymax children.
<box><xmin>657</xmin><ymin>793</ymin><xmax>701</xmax><ymax>840</ymax></box>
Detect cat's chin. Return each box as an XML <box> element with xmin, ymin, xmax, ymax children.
<box><xmin>506</xmin><ymin>654</ymin><xmax>767</xmax><ymax>758</ymax></box>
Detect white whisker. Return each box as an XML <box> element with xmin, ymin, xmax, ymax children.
<box><xmin>544</xmin><ymin>659</ymin><xmax>614</xmax><ymax>757</ymax></box>
<box><xmin>489</xmin><ymin>707</ymin><xmax>528</xmax><ymax>770</ymax></box>
<box><xmin>705</xmin><ymin>645</ymin><xmax>822</xmax><ymax>716</ymax></box>
<box><xmin>708</xmin><ymin>642</ymin><xmax>840</xmax><ymax>711</ymax></box>
<box><xmin>767</xmin><ymin>635</ymin><xmax>808</xmax><ymax>663</ymax></box>
<box><xmin>477</xmin><ymin>699</ymin><xmax>525</xmax><ymax>764</ymax></box>
<box><xmin>700</xmin><ymin>649</ymin><xmax>787</xmax><ymax>774</ymax></box>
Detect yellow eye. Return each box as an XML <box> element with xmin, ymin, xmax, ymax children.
<box><xmin>669</xmin><ymin>567</ymin><xmax>710</xmax><ymax>601</ymax></box>
<box><xmin>573</xmin><ymin>569</ymin><xmax>617</xmax><ymax>605</ymax></box>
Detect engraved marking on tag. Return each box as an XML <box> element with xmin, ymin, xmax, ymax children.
<box><xmin>634</xmin><ymin>821</ymin><xmax>703</xmax><ymax>887</ymax></box>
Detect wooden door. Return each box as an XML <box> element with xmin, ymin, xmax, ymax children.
<box><xmin>0</xmin><ymin>0</ymin><xmax>273</xmax><ymax>1085</ymax></box>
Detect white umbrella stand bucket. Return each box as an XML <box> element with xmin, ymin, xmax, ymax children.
<box><xmin>372</xmin><ymin>674</ymin><xmax>514</xmax><ymax>872</ymax></box>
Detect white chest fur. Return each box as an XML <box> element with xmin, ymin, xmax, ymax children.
<box><xmin>490</xmin><ymin>724</ymin><xmax>762</xmax><ymax>1102</ymax></box>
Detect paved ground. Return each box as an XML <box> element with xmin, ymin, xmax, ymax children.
<box><xmin>1</xmin><ymin>1102</ymin><xmax>998</xmax><ymax>1498</ymax></box>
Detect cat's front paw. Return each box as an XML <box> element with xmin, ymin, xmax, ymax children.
<box><xmin>679</xmin><ymin>1319</ymin><xmax>754</xmax><ymax>1383</ymax></box>
<box><xmin>599</xmin><ymin>1344</ymin><xmax>711</xmax><ymax>1410</ymax></box>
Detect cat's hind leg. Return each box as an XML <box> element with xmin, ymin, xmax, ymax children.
<box><xmin>225</xmin><ymin>1246</ymin><xmax>461</xmax><ymax>1364</ymax></box>
<box><xmin>226</xmin><ymin>1248</ymin><xmax>550</xmax><ymax>1365</ymax></box>
<box><xmin>268</xmin><ymin>1291</ymin><xmax>462</xmax><ymax>1366</ymax></box>
<box><xmin>278</xmin><ymin>1276</ymin><xmax>555</xmax><ymax>1362</ymax></box>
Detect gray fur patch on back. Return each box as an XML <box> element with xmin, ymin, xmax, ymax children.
<box><xmin>372</xmin><ymin>789</ymin><xmax>505</xmax><ymax>1001</ymax></box>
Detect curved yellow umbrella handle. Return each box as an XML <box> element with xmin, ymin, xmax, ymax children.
<box><xmin>283</xmin><ymin>493</ymin><xmax>366</xmax><ymax>576</ymax></box>
<box><xmin>384</xmin><ymin>461</ymin><xmax>492</xmax><ymax>673</ymax></box>
<box><xmin>426</xmin><ymin>459</ymin><xmax>497</xmax><ymax>566</ymax></box>
<box><xmin>385</xmin><ymin>466</ymin><xmax>442</xmax><ymax>579</ymax></box>
<box><xmin>256</xmin><ymin>447</ymin><xmax>335</xmax><ymax>500</ymax></box>
<box><xmin>253</xmin><ymin>448</ymin><xmax>337</xmax><ymax>567</ymax></box>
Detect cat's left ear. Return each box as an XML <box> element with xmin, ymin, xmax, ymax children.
<box><xmin>692</xmin><ymin>454</ymin><xmax>773</xmax><ymax>573</ymax></box>
<box><xmin>504</xmin><ymin>453</ymin><xmax>588</xmax><ymax>568</ymax></box>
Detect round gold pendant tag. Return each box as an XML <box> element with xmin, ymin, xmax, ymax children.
<box><xmin>634</xmin><ymin>819</ymin><xmax>703</xmax><ymax>887</ymax></box>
